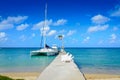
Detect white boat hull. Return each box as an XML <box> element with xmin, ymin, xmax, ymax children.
<box><xmin>30</xmin><ymin>48</ymin><xmax>58</xmax><ymax>56</ymax></box>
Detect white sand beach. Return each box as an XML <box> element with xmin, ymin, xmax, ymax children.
<box><xmin>0</xmin><ymin>72</ymin><xmax>120</xmax><ymax>80</ymax></box>
<box><xmin>84</xmin><ymin>74</ymin><xmax>120</xmax><ymax>80</ymax></box>
<box><xmin>0</xmin><ymin>72</ymin><xmax>39</xmax><ymax>80</ymax></box>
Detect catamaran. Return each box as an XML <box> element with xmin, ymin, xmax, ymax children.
<box><xmin>30</xmin><ymin>4</ymin><xmax>58</xmax><ymax>56</ymax></box>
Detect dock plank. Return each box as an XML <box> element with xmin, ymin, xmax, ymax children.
<box><xmin>37</xmin><ymin>51</ymin><xmax>85</xmax><ymax>80</ymax></box>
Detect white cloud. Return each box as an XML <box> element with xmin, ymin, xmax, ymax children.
<box><xmin>111</xmin><ymin>34</ymin><xmax>116</xmax><ymax>40</ymax></box>
<box><xmin>32</xmin><ymin>19</ymin><xmax>67</xmax><ymax>30</ymax></box>
<box><xmin>88</xmin><ymin>24</ymin><xmax>109</xmax><ymax>33</ymax></box>
<box><xmin>0</xmin><ymin>16</ymin><xmax>28</xmax><ymax>30</ymax></box>
<box><xmin>0</xmin><ymin>32</ymin><xmax>6</xmax><ymax>38</ymax></box>
<box><xmin>19</xmin><ymin>35</ymin><xmax>26</xmax><ymax>41</ymax></box>
<box><xmin>40</xmin><ymin>26</ymin><xmax>50</xmax><ymax>36</ymax></box>
<box><xmin>40</xmin><ymin>26</ymin><xmax>50</xmax><ymax>32</ymax></box>
<box><xmin>67</xmin><ymin>30</ymin><xmax>76</xmax><ymax>36</ymax></box>
<box><xmin>47</xmin><ymin>30</ymin><xmax>57</xmax><ymax>36</ymax></box>
<box><xmin>53</xmin><ymin>19</ymin><xmax>67</xmax><ymax>26</ymax></box>
<box><xmin>91</xmin><ymin>14</ymin><xmax>110</xmax><ymax>24</ymax></box>
<box><xmin>16</xmin><ymin>24</ymin><xmax>29</xmax><ymax>31</ymax></box>
<box><xmin>32</xmin><ymin>19</ymin><xmax>52</xmax><ymax>30</ymax></box>
<box><xmin>32</xmin><ymin>19</ymin><xmax>67</xmax><ymax>37</ymax></box>
<box><xmin>110</xmin><ymin>33</ymin><xmax>117</xmax><ymax>43</ymax></box>
<box><xmin>2</xmin><ymin>16</ymin><xmax>28</xmax><ymax>24</ymax></box>
<box><xmin>0</xmin><ymin>32</ymin><xmax>8</xmax><ymax>41</ymax></box>
<box><xmin>0</xmin><ymin>24</ymin><xmax>14</xmax><ymax>30</ymax></box>
<box><xmin>32</xmin><ymin>20</ymin><xmax>52</xmax><ymax>36</ymax></box>
<box><xmin>83</xmin><ymin>36</ymin><xmax>90</xmax><ymax>43</ymax></box>
<box><xmin>33</xmin><ymin>21</ymin><xmax>50</xmax><ymax>37</ymax></box>
<box><xmin>111</xmin><ymin>6</ymin><xmax>120</xmax><ymax>17</ymax></box>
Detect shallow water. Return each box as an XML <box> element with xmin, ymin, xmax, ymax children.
<box><xmin>0</xmin><ymin>48</ymin><xmax>120</xmax><ymax>74</ymax></box>
<box><xmin>0</xmin><ymin>48</ymin><xmax>55</xmax><ymax>73</ymax></box>
<box><xmin>65</xmin><ymin>48</ymin><xmax>120</xmax><ymax>74</ymax></box>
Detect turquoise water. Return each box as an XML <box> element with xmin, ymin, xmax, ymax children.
<box><xmin>0</xmin><ymin>48</ymin><xmax>55</xmax><ymax>73</ymax></box>
<box><xmin>0</xmin><ymin>48</ymin><xmax>120</xmax><ymax>74</ymax></box>
<box><xmin>66</xmin><ymin>48</ymin><xmax>120</xmax><ymax>74</ymax></box>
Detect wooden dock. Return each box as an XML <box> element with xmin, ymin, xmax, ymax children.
<box><xmin>37</xmin><ymin>51</ymin><xmax>86</xmax><ymax>80</ymax></box>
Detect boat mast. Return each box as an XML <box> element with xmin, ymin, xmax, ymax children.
<box><xmin>43</xmin><ymin>3</ymin><xmax>47</xmax><ymax>48</ymax></box>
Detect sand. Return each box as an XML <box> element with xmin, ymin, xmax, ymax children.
<box><xmin>0</xmin><ymin>72</ymin><xmax>40</xmax><ymax>80</ymax></box>
<box><xmin>84</xmin><ymin>74</ymin><xmax>120</xmax><ymax>80</ymax></box>
<box><xmin>0</xmin><ymin>72</ymin><xmax>120</xmax><ymax>80</ymax></box>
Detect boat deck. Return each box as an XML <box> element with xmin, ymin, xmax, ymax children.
<box><xmin>37</xmin><ymin>51</ymin><xmax>86</xmax><ymax>80</ymax></box>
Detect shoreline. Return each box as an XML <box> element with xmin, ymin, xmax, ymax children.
<box><xmin>84</xmin><ymin>73</ymin><xmax>120</xmax><ymax>80</ymax></box>
<box><xmin>0</xmin><ymin>72</ymin><xmax>120</xmax><ymax>80</ymax></box>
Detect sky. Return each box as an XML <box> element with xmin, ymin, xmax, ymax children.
<box><xmin>0</xmin><ymin>0</ymin><xmax>120</xmax><ymax>47</ymax></box>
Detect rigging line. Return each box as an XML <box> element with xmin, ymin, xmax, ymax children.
<box><xmin>40</xmin><ymin>34</ymin><xmax>43</xmax><ymax>48</ymax></box>
<box><xmin>43</xmin><ymin>3</ymin><xmax>47</xmax><ymax>48</ymax></box>
<box><xmin>40</xmin><ymin>3</ymin><xmax>47</xmax><ymax>48</ymax></box>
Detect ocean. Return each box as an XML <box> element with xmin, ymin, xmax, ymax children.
<box><xmin>0</xmin><ymin>48</ymin><xmax>120</xmax><ymax>74</ymax></box>
<box><xmin>65</xmin><ymin>48</ymin><xmax>120</xmax><ymax>74</ymax></box>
